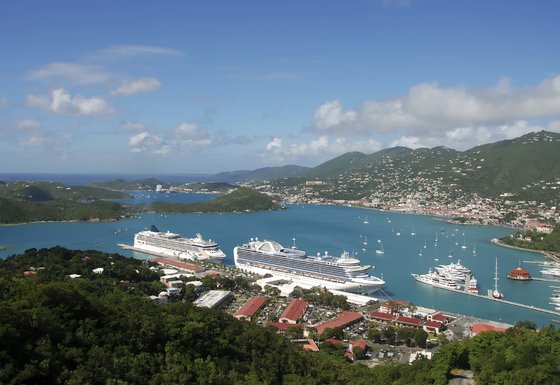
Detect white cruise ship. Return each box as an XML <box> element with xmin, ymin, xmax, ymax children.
<box><xmin>128</xmin><ymin>225</ymin><xmax>226</xmax><ymax>261</ymax></box>
<box><xmin>233</xmin><ymin>238</ymin><xmax>385</xmax><ymax>293</ymax></box>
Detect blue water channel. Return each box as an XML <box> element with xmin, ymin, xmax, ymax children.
<box><xmin>1</xmin><ymin>192</ymin><xmax>558</xmax><ymax>327</ymax></box>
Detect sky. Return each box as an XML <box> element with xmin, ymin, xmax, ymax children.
<box><xmin>1</xmin><ymin>0</ymin><xmax>560</xmax><ymax>174</ymax></box>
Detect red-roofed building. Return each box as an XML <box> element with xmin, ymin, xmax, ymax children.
<box><xmin>324</xmin><ymin>338</ymin><xmax>343</xmax><ymax>345</ymax></box>
<box><xmin>395</xmin><ymin>315</ymin><xmax>421</xmax><ymax>328</ymax></box>
<box><xmin>279</xmin><ymin>299</ymin><xmax>308</xmax><ymax>324</ymax></box>
<box><xmin>316</xmin><ymin>311</ymin><xmax>364</xmax><ymax>335</ymax></box>
<box><xmin>378</xmin><ymin>300</ymin><xmax>408</xmax><ymax>314</ymax></box>
<box><xmin>427</xmin><ymin>312</ymin><xmax>451</xmax><ymax>325</ymax></box>
<box><xmin>267</xmin><ymin>322</ymin><xmax>304</xmax><ymax>334</ymax></box>
<box><xmin>302</xmin><ymin>339</ymin><xmax>320</xmax><ymax>352</ymax></box>
<box><xmin>470</xmin><ymin>324</ymin><xmax>508</xmax><ymax>336</ymax></box>
<box><xmin>349</xmin><ymin>339</ymin><xmax>367</xmax><ymax>351</ymax></box>
<box><xmin>234</xmin><ymin>297</ymin><xmax>267</xmax><ymax>321</ymax></box>
<box><xmin>423</xmin><ymin>320</ymin><xmax>444</xmax><ymax>335</ymax></box>
<box><xmin>152</xmin><ymin>258</ymin><xmax>204</xmax><ymax>273</ymax></box>
<box><xmin>370</xmin><ymin>311</ymin><xmax>394</xmax><ymax>323</ymax></box>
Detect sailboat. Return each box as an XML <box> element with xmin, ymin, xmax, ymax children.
<box><xmin>492</xmin><ymin>258</ymin><xmax>504</xmax><ymax>299</ymax></box>
<box><xmin>461</xmin><ymin>232</ymin><xmax>467</xmax><ymax>249</ymax></box>
<box><xmin>363</xmin><ymin>216</ymin><xmax>369</xmax><ymax>224</ymax></box>
<box><xmin>376</xmin><ymin>239</ymin><xmax>384</xmax><ymax>255</ymax></box>
<box><xmin>411</xmin><ymin>228</ymin><xmax>416</xmax><ymax>236</ymax></box>
<box><xmin>363</xmin><ymin>236</ymin><xmax>368</xmax><ymax>247</ymax></box>
<box><xmin>424</xmin><ymin>241</ymin><xmax>427</xmax><ymax>249</ymax></box>
<box><xmin>472</xmin><ymin>244</ymin><xmax>477</xmax><ymax>256</ymax></box>
<box><xmin>434</xmin><ymin>232</ymin><xmax>439</xmax><ymax>247</ymax></box>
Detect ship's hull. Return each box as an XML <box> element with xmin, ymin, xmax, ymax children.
<box><xmin>234</xmin><ymin>247</ymin><xmax>384</xmax><ymax>293</ymax></box>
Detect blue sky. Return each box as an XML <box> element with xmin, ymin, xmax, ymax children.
<box><xmin>1</xmin><ymin>0</ymin><xmax>560</xmax><ymax>174</ymax></box>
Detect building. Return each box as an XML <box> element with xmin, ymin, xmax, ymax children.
<box><xmin>267</xmin><ymin>322</ymin><xmax>304</xmax><ymax>334</ymax></box>
<box><xmin>507</xmin><ymin>266</ymin><xmax>532</xmax><ymax>280</ymax></box>
<box><xmin>193</xmin><ymin>290</ymin><xmax>232</xmax><ymax>309</ymax></box>
<box><xmin>234</xmin><ymin>297</ymin><xmax>267</xmax><ymax>321</ymax></box>
<box><xmin>370</xmin><ymin>311</ymin><xmax>394</xmax><ymax>323</ymax></box>
<box><xmin>315</xmin><ymin>311</ymin><xmax>364</xmax><ymax>335</ymax></box>
<box><xmin>427</xmin><ymin>312</ymin><xmax>451</xmax><ymax>325</ymax></box>
<box><xmin>279</xmin><ymin>299</ymin><xmax>308</xmax><ymax>324</ymax></box>
<box><xmin>423</xmin><ymin>320</ymin><xmax>444</xmax><ymax>335</ymax></box>
<box><xmin>395</xmin><ymin>315</ymin><xmax>421</xmax><ymax>328</ymax></box>
<box><xmin>470</xmin><ymin>323</ymin><xmax>508</xmax><ymax>337</ymax></box>
<box><xmin>152</xmin><ymin>257</ymin><xmax>205</xmax><ymax>273</ymax></box>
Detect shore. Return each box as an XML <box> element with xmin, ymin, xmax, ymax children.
<box><xmin>493</xmin><ymin>239</ymin><xmax>560</xmax><ymax>262</ymax></box>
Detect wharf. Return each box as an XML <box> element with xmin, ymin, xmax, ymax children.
<box><xmin>533</xmin><ymin>277</ymin><xmax>560</xmax><ymax>283</ymax></box>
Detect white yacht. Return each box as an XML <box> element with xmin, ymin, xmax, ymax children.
<box><xmin>411</xmin><ymin>268</ymin><xmax>461</xmax><ymax>290</ymax></box>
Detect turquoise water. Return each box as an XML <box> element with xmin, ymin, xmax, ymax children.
<box><xmin>1</xmin><ymin>194</ymin><xmax>558</xmax><ymax>327</ymax></box>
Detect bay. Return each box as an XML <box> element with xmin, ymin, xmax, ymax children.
<box><xmin>1</xmin><ymin>192</ymin><xmax>558</xmax><ymax>328</ymax></box>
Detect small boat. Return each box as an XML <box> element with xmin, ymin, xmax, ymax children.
<box><xmin>363</xmin><ymin>216</ymin><xmax>369</xmax><ymax>224</ymax></box>
<box><xmin>472</xmin><ymin>244</ymin><xmax>477</xmax><ymax>256</ymax></box>
<box><xmin>376</xmin><ymin>240</ymin><xmax>384</xmax><ymax>255</ymax></box>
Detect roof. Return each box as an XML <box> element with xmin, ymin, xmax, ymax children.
<box><xmin>324</xmin><ymin>338</ymin><xmax>343</xmax><ymax>345</ymax></box>
<box><xmin>280</xmin><ymin>299</ymin><xmax>308</xmax><ymax>322</ymax></box>
<box><xmin>471</xmin><ymin>324</ymin><xmax>508</xmax><ymax>334</ymax></box>
<box><xmin>508</xmin><ymin>266</ymin><xmax>531</xmax><ymax>277</ymax></box>
<box><xmin>153</xmin><ymin>257</ymin><xmax>204</xmax><ymax>272</ymax></box>
<box><xmin>431</xmin><ymin>312</ymin><xmax>450</xmax><ymax>323</ymax></box>
<box><xmin>316</xmin><ymin>311</ymin><xmax>364</xmax><ymax>335</ymax></box>
<box><xmin>268</xmin><ymin>322</ymin><xmax>304</xmax><ymax>332</ymax></box>
<box><xmin>395</xmin><ymin>315</ymin><xmax>421</xmax><ymax>326</ymax></box>
<box><xmin>424</xmin><ymin>320</ymin><xmax>443</xmax><ymax>329</ymax></box>
<box><xmin>349</xmin><ymin>339</ymin><xmax>367</xmax><ymax>350</ymax></box>
<box><xmin>302</xmin><ymin>339</ymin><xmax>320</xmax><ymax>352</ymax></box>
<box><xmin>234</xmin><ymin>297</ymin><xmax>267</xmax><ymax>319</ymax></box>
<box><xmin>193</xmin><ymin>290</ymin><xmax>232</xmax><ymax>309</ymax></box>
<box><xmin>370</xmin><ymin>311</ymin><xmax>394</xmax><ymax>321</ymax></box>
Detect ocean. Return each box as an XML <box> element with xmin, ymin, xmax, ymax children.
<box><xmin>1</xmin><ymin>191</ymin><xmax>558</xmax><ymax>327</ymax></box>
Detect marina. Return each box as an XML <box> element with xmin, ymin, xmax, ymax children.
<box><xmin>1</xmin><ymin>193</ymin><xmax>559</xmax><ymax>327</ymax></box>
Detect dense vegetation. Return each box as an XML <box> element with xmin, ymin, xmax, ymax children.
<box><xmin>1</xmin><ymin>247</ymin><xmax>560</xmax><ymax>385</ymax></box>
<box><xmin>140</xmin><ymin>187</ymin><xmax>281</xmax><ymax>213</ymax></box>
<box><xmin>0</xmin><ymin>185</ymin><xmax>279</xmax><ymax>224</ymax></box>
<box><xmin>211</xmin><ymin>165</ymin><xmax>310</xmax><ymax>183</ymax></box>
<box><xmin>500</xmin><ymin>225</ymin><xmax>560</xmax><ymax>253</ymax></box>
<box><xmin>89</xmin><ymin>177</ymin><xmax>167</xmax><ymax>191</ymax></box>
<box><xmin>293</xmin><ymin>131</ymin><xmax>560</xmax><ymax>203</ymax></box>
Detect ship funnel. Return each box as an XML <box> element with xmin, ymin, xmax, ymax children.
<box><xmin>150</xmin><ymin>225</ymin><xmax>160</xmax><ymax>233</ymax></box>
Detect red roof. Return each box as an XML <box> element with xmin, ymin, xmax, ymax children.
<box><xmin>268</xmin><ymin>322</ymin><xmax>304</xmax><ymax>332</ymax></box>
<box><xmin>431</xmin><ymin>313</ymin><xmax>449</xmax><ymax>323</ymax></box>
<box><xmin>370</xmin><ymin>311</ymin><xmax>394</xmax><ymax>321</ymax></box>
<box><xmin>508</xmin><ymin>266</ymin><xmax>532</xmax><ymax>278</ymax></box>
<box><xmin>424</xmin><ymin>320</ymin><xmax>443</xmax><ymax>330</ymax></box>
<box><xmin>471</xmin><ymin>324</ymin><xmax>508</xmax><ymax>334</ymax></box>
<box><xmin>234</xmin><ymin>297</ymin><xmax>267</xmax><ymax>319</ymax></box>
<box><xmin>152</xmin><ymin>258</ymin><xmax>204</xmax><ymax>272</ymax></box>
<box><xmin>280</xmin><ymin>299</ymin><xmax>308</xmax><ymax>322</ymax></box>
<box><xmin>349</xmin><ymin>339</ymin><xmax>367</xmax><ymax>350</ymax></box>
<box><xmin>324</xmin><ymin>338</ymin><xmax>343</xmax><ymax>345</ymax></box>
<box><xmin>316</xmin><ymin>311</ymin><xmax>364</xmax><ymax>335</ymax></box>
<box><xmin>395</xmin><ymin>315</ymin><xmax>421</xmax><ymax>326</ymax></box>
<box><xmin>302</xmin><ymin>339</ymin><xmax>320</xmax><ymax>352</ymax></box>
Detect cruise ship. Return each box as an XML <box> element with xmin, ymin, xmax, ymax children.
<box><xmin>411</xmin><ymin>268</ymin><xmax>461</xmax><ymax>291</ymax></box>
<box><xmin>233</xmin><ymin>238</ymin><xmax>385</xmax><ymax>293</ymax></box>
<box><xmin>125</xmin><ymin>225</ymin><xmax>226</xmax><ymax>261</ymax></box>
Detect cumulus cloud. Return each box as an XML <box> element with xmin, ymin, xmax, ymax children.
<box><xmin>26</xmin><ymin>62</ymin><xmax>113</xmax><ymax>86</ymax></box>
<box><xmin>311</xmin><ymin>75</ymin><xmax>560</xmax><ymax>136</ymax></box>
<box><xmin>127</xmin><ymin>121</ymin><xmax>212</xmax><ymax>156</ymax></box>
<box><xmin>26</xmin><ymin>88</ymin><xmax>113</xmax><ymax>116</ymax></box>
<box><xmin>262</xmin><ymin>135</ymin><xmax>382</xmax><ymax>163</ymax></box>
<box><xmin>110</xmin><ymin>77</ymin><xmax>161</xmax><ymax>95</ymax></box>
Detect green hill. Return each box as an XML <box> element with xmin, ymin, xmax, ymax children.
<box><xmin>212</xmin><ymin>165</ymin><xmax>310</xmax><ymax>183</ymax></box>
<box><xmin>280</xmin><ymin>131</ymin><xmax>560</xmax><ymax>202</ymax></box>
<box><xmin>90</xmin><ymin>177</ymin><xmax>167</xmax><ymax>191</ymax></box>
<box><xmin>0</xmin><ymin>181</ymin><xmax>129</xmax><ymax>202</ymax></box>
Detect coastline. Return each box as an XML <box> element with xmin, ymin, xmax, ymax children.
<box><xmin>493</xmin><ymin>239</ymin><xmax>560</xmax><ymax>262</ymax></box>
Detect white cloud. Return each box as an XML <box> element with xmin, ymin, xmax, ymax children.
<box><xmin>110</xmin><ymin>77</ymin><xmax>161</xmax><ymax>96</ymax></box>
<box><xmin>120</xmin><ymin>121</ymin><xmax>146</xmax><ymax>131</ymax></box>
<box><xmin>173</xmin><ymin>122</ymin><xmax>212</xmax><ymax>148</ymax></box>
<box><xmin>26</xmin><ymin>62</ymin><xmax>113</xmax><ymax>86</ymax></box>
<box><xmin>262</xmin><ymin>135</ymin><xmax>382</xmax><ymax>164</ymax></box>
<box><xmin>26</xmin><ymin>88</ymin><xmax>113</xmax><ymax>116</ymax></box>
<box><xmin>20</xmin><ymin>131</ymin><xmax>72</xmax><ymax>148</ymax></box>
<box><xmin>16</xmin><ymin>119</ymin><xmax>41</xmax><ymax>130</ymax></box>
<box><xmin>86</xmin><ymin>45</ymin><xmax>183</xmax><ymax>62</ymax></box>
<box><xmin>128</xmin><ymin>131</ymin><xmax>164</xmax><ymax>153</ymax></box>
<box><xmin>311</xmin><ymin>75</ymin><xmax>560</xmax><ymax>136</ymax></box>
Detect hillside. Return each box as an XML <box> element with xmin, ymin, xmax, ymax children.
<box><xmin>2</xmin><ymin>247</ymin><xmax>560</xmax><ymax>384</ymax></box>
<box><xmin>0</xmin><ymin>181</ymin><xmax>129</xmax><ymax>202</ymax></box>
<box><xmin>279</xmin><ymin>131</ymin><xmax>560</xmax><ymax>203</ymax></box>
<box><xmin>90</xmin><ymin>177</ymin><xmax>168</xmax><ymax>191</ymax></box>
<box><xmin>141</xmin><ymin>187</ymin><xmax>281</xmax><ymax>213</ymax></box>
<box><xmin>211</xmin><ymin>165</ymin><xmax>310</xmax><ymax>183</ymax></box>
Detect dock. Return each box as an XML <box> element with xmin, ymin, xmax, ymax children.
<box><xmin>533</xmin><ymin>277</ymin><xmax>560</xmax><ymax>283</ymax></box>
